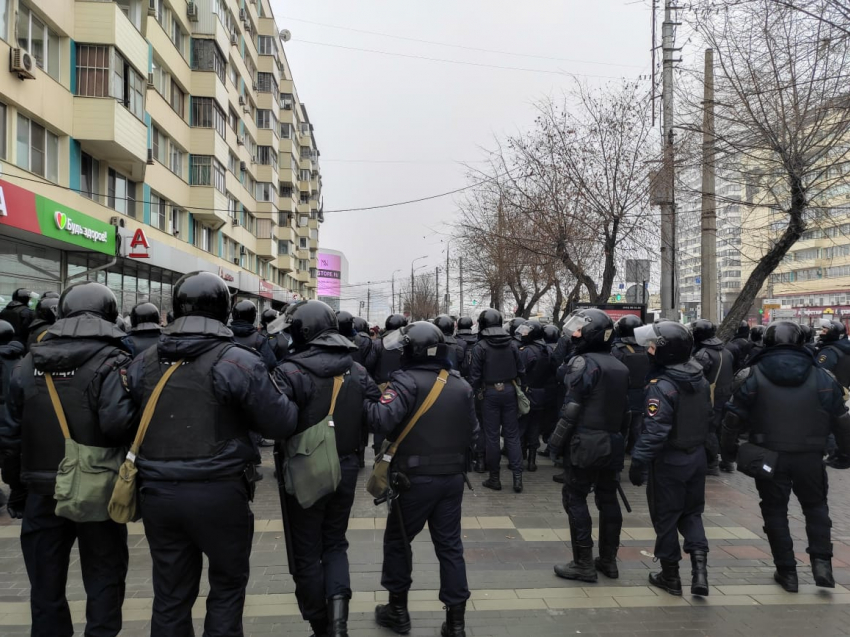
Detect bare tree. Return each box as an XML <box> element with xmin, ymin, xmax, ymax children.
<box><xmin>686</xmin><ymin>0</ymin><xmax>850</xmax><ymax>339</ymax></box>
<box><xmin>704</xmin><ymin>0</ymin><xmax>850</xmax><ymax>36</ymax></box>
<box><xmin>400</xmin><ymin>273</ymin><xmax>439</xmax><ymax>321</ymax></box>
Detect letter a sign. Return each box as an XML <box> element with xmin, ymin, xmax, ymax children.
<box><xmin>128</xmin><ymin>227</ymin><xmax>151</xmax><ymax>258</ymax></box>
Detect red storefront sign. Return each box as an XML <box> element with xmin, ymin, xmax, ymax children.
<box><xmin>259</xmin><ymin>280</ymin><xmax>273</xmax><ymax>299</ymax></box>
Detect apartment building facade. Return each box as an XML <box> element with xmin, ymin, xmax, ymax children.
<box><xmin>0</xmin><ymin>0</ymin><xmax>321</xmax><ymax>315</ymax></box>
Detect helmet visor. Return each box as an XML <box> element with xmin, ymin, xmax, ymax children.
<box><xmin>819</xmin><ymin>318</ymin><xmax>832</xmax><ymax>330</ymax></box>
<box><xmin>515</xmin><ymin>324</ymin><xmax>533</xmax><ymax>339</ymax></box>
<box><xmin>265</xmin><ymin>313</ymin><xmax>290</xmax><ymax>335</ymax></box>
<box><xmin>562</xmin><ymin>314</ymin><xmax>591</xmax><ymax>336</ymax></box>
<box><xmin>382</xmin><ymin>328</ymin><xmax>407</xmax><ymax>351</ymax></box>
<box><xmin>633</xmin><ymin>324</ymin><xmax>659</xmax><ymax>347</ymax></box>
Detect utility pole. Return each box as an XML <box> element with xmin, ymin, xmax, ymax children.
<box><xmin>445</xmin><ymin>244</ymin><xmax>450</xmax><ymax>315</ymax></box>
<box><xmin>700</xmin><ymin>48</ymin><xmax>718</xmax><ymax>323</ymax></box>
<box><xmin>366</xmin><ymin>285</ymin><xmax>371</xmax><ymax>322</ymax></box>
<box><xmin>659</xmin><ymin>0</ymin><xmax>680</xmax><ymax>320</ymax></box>
<box><xmin>435</xmin><ymin>267</ymin><xmax>440</xmax><ymax>318</ymax></box>
<box><xmin>459</xmin><ymin>256</ymin><xmax>464</xmax><ymax>317</ymax></box>
<box><xmin>391</xmin><ymin>273</ymin><xmax>396</xmax><ymax>315</ymax></box>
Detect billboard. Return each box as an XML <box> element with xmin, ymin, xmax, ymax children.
<box><xmin>317</xmin><ymin>252</ymin><xmax>342</xmax><ymax>297</ymax></box>
<box><xmin>571</xmin><ymin>302</ymin><xmax>646</xmax><ymax>323</ymax></box>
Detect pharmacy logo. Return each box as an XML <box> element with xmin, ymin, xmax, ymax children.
<box><xmin>54</xmin><ymin>211</ymin><xmax>67</xmax><ymax>230</ymax></box>
<box><xmin>53</xmin><ymin>210</ymin><xmax>108</xmax><ymax>243</ymax></box>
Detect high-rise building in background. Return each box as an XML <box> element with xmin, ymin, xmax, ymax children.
<box><xmin>0</xmin><ymin>0</ymin><xmax>321</xmax><ymax>314</ymax></box>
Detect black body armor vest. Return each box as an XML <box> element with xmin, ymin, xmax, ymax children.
<box><xmin>657</xmin><ymin>374</ymin><xmax>711</xmax><ymax>450</ymax></box>
<box><xmin>579</xmin><ymin>353</ymin><xmax>630</xmax><ymax>433</ymax></box>
<box><xmin>293</xmin><ymin>364</ymin><xmax>365</xmax><ymax>456</ymax></box>
<box><xmin>480</xmin><ymin>341</ymin><xmax>518</xmax><ymax>384</ymax></box>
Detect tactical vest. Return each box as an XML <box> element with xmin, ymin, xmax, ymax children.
<box><xmin>613</xmin><ymin>342</ymin><xmax>650</xmax><ymax>390</ymax></box>
<box><xmin>579</xmin><ymin>353</ymin><xmax>630</xmax><ymax>433</ymax></box>
<box><xmin>352</xmin><ymin>333</ymin><xmax>370</xmax><ymax>366</ymax></box>
<box><xmin>394</xmin><ymin>369</ymin><xmax>472</xmax><ymax>475</ymax></box>
<box><xmin>656</xmin><ymin>374</ymin><xmax>710</xmax><ymax>450</ymax></box>
<box><xmin>822</xmin><ymin>344</ymin><xmax>850</xmax><ymax>388</ymax></box>
<box><xmin>375</xmin><ymin>343</ymin><xmax>403</xmax><ymax>383</ymax></box>
<box><xmin>522</xmin><ymin>343</ymin><xmax>551</xmax><ymax>388</ymax></box>
<box><xmin>128</xmin><ymin>331</ymin><xmax>160</xmax><ymax>358</ymax></box>
<box><xmin>700</xmin><ymin>347</ymin><xmax>734</xmax><ymax>405</ymax></box>
<box><xmin>447</xmin><ymin>342</ymin><xmax>465</xmax><ymax>370</ymax></box>
<box><xmin>139</xmin><ymin>343</ymin><xmax>247</xmax><ymax>460</ymax></box>
<box><xmin>481</xmin><ymin>340</ymin><xmax>519</xmax><ymax>384</ymax></box>
<box><xmin>19</xmin><ymin>345</ymin><xmax>118</xmax><ymax>479</ymax></box>
<box><xmin>749</xmin><ymin>366</ymin><xmax>830</xmax><ymax>452</ymax></box>
<box><xmin>293</xmin><ymin>364</ymin><xmax>365</xmax><ymax>456</ymax></box>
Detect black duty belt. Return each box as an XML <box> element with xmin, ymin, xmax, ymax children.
<box><xmin>485</xmin><ymin>381</ymin><xmax>513</xmax><ymax>391</ymax></box>
<box><xmin>395</xmin><ymin>453</ymin><xmax>466</xmax><ymax>470</ymax></box>
<box><xmin>751</xmin><ymin>434</ymin><xmax>827</xmax><ymax>447</ymax></box>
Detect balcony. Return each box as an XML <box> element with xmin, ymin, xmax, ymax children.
<box><xmin>75</xmin><ymin>1</ymin><xmax>148</xmax><ymax>76</ymax></box>
<box><xmin>256</xmin><ymin>238</ymin><xmax>277</xmax><ymax>259</ymax></box>
<box><xmin>276</xmin><ymin>254</ymin><xmax>294</xmax><ymax>272</ymax></box>
<box><xmin>73</xmin><ymin>98</ymin><xmax>147</xmax><ymax>180</ymax></box>
<box><xmin>189</xmin><ymin>187</ymin><xmax>229</xmax><ymax>226</ymax></box>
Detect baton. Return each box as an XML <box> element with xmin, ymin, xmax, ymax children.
<box><xmin>273</xmin><ymin>444</ymin><xmax>298</xmax><ymax>577</ymax></box>
<box><xmin>616</xmin><ymin>480</ymin><xmax>632</xmax><ymax>514</ymax></box>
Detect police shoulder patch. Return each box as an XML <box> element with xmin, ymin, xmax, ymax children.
<box><xmin>819</xmin><ymin>354</ymin><xmax>828</xmax><ymax>364</ymax></box>
<box><xmin>380</xmin><ymin>388</ymin><xmax>398</xmax><ymax>405</ymax></box>
<box><xmin>649</xmin><ymin>378</ymin><xmax>659</xmax><ymax>384</ymax></box>
<box><xmin>646</xmin><ymin>398</ymin><xmax>660</xmax><ymax>417</ymax></box>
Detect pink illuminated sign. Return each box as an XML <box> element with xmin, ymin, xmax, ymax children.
<box><xmin>317</xmin><ymin>253</ymin><xmax>342</xmax><ymax>296</ymax></box>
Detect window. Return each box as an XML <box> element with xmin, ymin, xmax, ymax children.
<box><xmin>108</xmin><ymin>168</ymin><xmax>136</xmax><ymax>217</ymax></box>
<box><xmin>279</xmin><ymin>182</ymin><xmax>293</xmax><ymax>198</ymax></box>
<box><xmin>0</xmin><ymin>0</ymin><xmax>9</xmax><ymax>45</ymax></box>
<box><xmin>257</xmin><ymin>35</ymin><xmax>277</xmax><ymax>56</ymax></box>
<box><xmin>228</xmin><ymin>152</ymin><xmax>237</xmax><ymax>174</ymax></box>
<box><xmin>280</xmin><ymin>123</ymin><xmax>292</xmax><ymax>139</ymax></box>
<box><xmin>16</xmin><ymin>114</ymin><xmax>58</xmax><ymax>182</ymax></box>
<box><xmin>278</xmin><ymin>240</ymin><xmax>291</xmax><ymax>255</ymax></box>
<box><xmin>228</xmin><ymin>108</ymin><xmax>238</xmax><ymax>132</ymax></box>
<box><xmin>256</xmin><ymin>146</ymin><xmax>276</xmax><ymax>166</ymax></box>
<box><xmin>16</xmin><ymin>3</ymin><xmax>61</xmax><ymax>81</ymax></box>
<box><xmin>195</xmin><ymin>221</ymin><xmax>212</xmax><ymax>252</ymax></box>
<box><xmin>227</xmin><ymin>195</ymin><xmax>238</xmax><ymax>218</ymax></box>
<box><xmin>299</xmin><ymin>237</ymin><xmax>307</xmax><ymax>249</ymax></box>
<box><xmin>191</xmin><ymin>39</ymin><xmax>226</xmax><ymax>83</ymax></box>
<box><xmin>189</xmin><ymin>155</ymin><xmax>226</xmax><ymax>194</ymax></box>
<box><xmin>80</xmin><ymin>152</ymin><xmax>99</xmax><ymax>200</ymax></box>
<box><xmin>257</xmin><ymin>110</ymin><xmax>275</xmax><ymax>129</ymax></box>
<box><xmin>169</xmin><ymin>141</ymin><xmax>184</xmax><ymax>178</ymax></box>
<box><xmin>171</xmin><ymin>19</ymin><xmax>186</xmax><ymax>58</ymax></box>
<box><xmin>170</xmin><ymin>81</ymin><xmax>185</xmax><ymax>117</ymax></box>
<box><xmin>150</xmin><ymin>193</ymin><xmax>168</xmax><ymax>231</ymax></box>
<box><xmin>191</xmin><ymin>97</ymin><xmax>226</xmax><ymax>138</ymax></box>
<box><xmin>256</xmin><ymin>182</ymin><xmax>274</xmax><ymax>202</ymax></box>
<box><xmin>299</xmin><ymin>169</ymin><xmax>311</xmax><ymax>182</ymax></box>
<box><xmin>76</xmin><ymin>45</ymin><xmax>110</xmax><ymax>97</ymax></box>
<box><xmin>0</xmin><ymin>102</ymin><xmax>6</xmax><ymax>160</ymax></box>
<box><xmin>152</xmin><ymin>125</ymin><xmax>166</xmax><ymax>163</ymax></box>
<box><xmin>228</xmin><ymin>61</ymin><xmax>237</xmax><ymax>87</ymax></box>
<box><xmin>116</xmin><ymin>0</ymin><xmax>142</xmax><ymax>30</ymax></box>
<box><xmin>280</xmin><ymin>93</ymin><xmax>293</xmax><ymax>110</ymax></box>
<box><xmin>256</xmin><ymin>72</ymin><xmax>277</xmax><ymax>94</ymax></box>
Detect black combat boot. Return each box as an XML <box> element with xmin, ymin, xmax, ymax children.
<box><xmin>513</xmin><ymin>472</ymin><xmax>523</xmax><ymax>493</ymax></box>
<box><xmin>357</xmin><ymin>448</ymin><xmax>366</xmax><ymax>469</ymax></box>
<box><xmin>774</xmin><ymin>567</ymin><xmax>799</xmax><ymax>592</ymax></box>
<box><xmin>719</xmin><ymin>459</ymin><xmax>735</xmax><ymax>473</ymax></box>
<box><xmin>440</xmin><ymin>602</ymin><xmax>466</xmax><ymax>637</ymax></box>
<box><xmin>527</xmin><ymin>450</ymin><xmax>537</xmax><ymax>472</ymax></box>
<box><xmin>690</xmin><ymin>551</ymin><xmax>709</xmax><ymax>596</ymax></box>
<box><xmin>812</xmin><ymin>557</ymin><xmax>835</xmax><ymax>588</ymax></box>
<box><xmin>473</xmin><ymin>452</ymin><xmax>486</xmax><ymax>473</ymax></box>
<box><xmin>594</xmin><ymin>518</ymin><xmax>620</xmax><ymax>579</ymax></box>
<box><xmin>765</xmin><ymin>526</ymin><xmax>798</xmax><ymax>592</ymax></box>
<box><xmin>649</xmin><ymin>560</ymin><xmax>682</xmax><ymax>596</ymax></box>
<box><xmin>375</xmin><ymin>591</ymin><xmax>411</xmax><ymax>634</ymax></box>
<box><xmin>482</xmin><ymin>471</ymin><xmax>502</xmax><ymax>491</ymax></box>
<box><xmin>328</xmin><ymin>595</ymin><xmax>349</xmax><ymax>637</ymax></box>
<box><xmin>706</xmin><ymin>457</ymin><xmax>721</xmax><ymax>476</ymax></box>
<box><xmin>309</xmin><ymin>615</ymin><xmax>329</xmax><ymax>637</ymax></box>
<box><xmin>553</xmin><ymin>471</ymin><xmax>566</xmax><ymax>483</ymax></box>
<box><xmin>554</xmin><ymin>546</ymin><xmax>598</xmax><ymax>583</ymax></box>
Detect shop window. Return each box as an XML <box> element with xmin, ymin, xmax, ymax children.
<box><xmin>16</xmin><ymin>2</ymin><xmax>60</xmax><ymax>81</ymax></box>
<box><xmin>80</xmin><ymin>152</ymin><xmax>99</xmax><ymax>200</ymax></box>
<box><xmin>108</xmin><ymin>168</ymin><xmax>136</xmax><ymax>217</ymax></box>
<box><xmin>16</xmin><ymin>114</ymin><xmax>58</xmax><ymax>182</ymax></box>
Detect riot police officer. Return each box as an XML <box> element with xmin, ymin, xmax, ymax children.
<box><xmin>0</xmin><ymin>320</ymin><xmax>24</xmax><ymax>515</ymax></box>
<box><xmin>630</xmin><ymin>322</ymin><xmax>712</xmax><ymax>597</ymax></box>
<box><xmin>25</xmin><ymin>293</ymin><xmax>59</xmax><ymax>348</ymax></box>
<box><xmin>507</xmin><ymin>317</ymin><xmax>527</xmax><ymax>342</ymax></box>
<box><xmin>0</xmin><ymin>288</ymin><xmax>35</xmax><ymax>348</ymax></box>
<box><xmin>469</xmin><ymin>308</ymin><xmax>526</xmax><ymax>492</ymax></box>
<box><xmin>726</xmin><ymin>321</ymin><xmax>753</xmax><ymax>371</ymax></box>
<box><xmin>366</xmin><ymin>321</ymin><xmax>478</xmax><ymax>637</ymax></box>
<box><xmin>611</xmin><ymin>315</ymin><xmax>650</xmax><ymax>453</ymax></box>
<box><xmin>351</xmin><ymin>316</ymin><xmax>378</xmax><ymax>376</ymax></box>
<box><xmin>816</xmin><ymin>319</ymin><xmax>850</xmax><ymax>387</ymax></box>
<box><xmin>261</xmin><ymin>308</ymin><xmax>289</xmax><ymax>361</ymax></box>
<box><xmin>801</xmin><ymin>323</ymin><xmax>817</xmax><ymax>354</ymax></box>
<box><xmin>516</xmin><ymin>320</ymin><xmax>553</xmax><ymax>471</ymax></box>
<box><xmin>548</xmin><ymin>309</ymin><xmax>630</xmax><ymax>582</ymax></box>
<box><xmin>6</xmin><ymin>282</ymin><xmax>137</xmax><ymax>637</ymax></box>
<box><xmin>229</xmin><ymin>300</ymin><xmax>277</xmax><ymax>369</ymax></box>
<box><xmin>690</xmin><ymin>319</ymin><xmax>735</xmax><ymax>474</ymax></box>
<box><xmin>541</xmin><ymin>324</ymin><xmax>563</xmax><ymax>444</ymax></box>
<box><xmin>374</xmin><ymin>314</ymin><xmax>409</xmax><ymax>387</ymax></box>
<box><xmin>126</xmin><ymin>302</ymin><xmax>162</xmax><ymax>357</ymax></box>
<box><xmin>124</xmin><ymin>271</ymin><xmax>298</xmax><ymax>636</ymax></box>
<box><xmin>744</xmin><ymin>325</ymin><xmax>766</xmax><ymax>366</ymax></box>
<box><xmin>273</xmin><ymin>301</ymin><xmax>381</xmax><ymax>637</ymax></box>
<box><xmin>722</xmin><ymin>321</ymin><xmax>850</xmax><ymax>592</ymax></box>
<box><xmin>456</xmin><ymin>317</ymin><xmax>477</xmax><ymax>351</ymax></box>
<box><xmin>434</xmin><ymin>314</ymin><xmax>466</xmax><ymax>371</ymax></box>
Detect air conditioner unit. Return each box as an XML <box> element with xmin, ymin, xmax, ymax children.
<box><xmin>230</xmin><ymin>33</ymin><xmax>238</xmax><ymax>46</ymax></box>
<box><xmin>240</xmin><ymin>160</ymin><xmax>247</xmax><ymax>171</ymax></box>
<box><xmin>187</xmin><ymin>2</ymin><xmax>198</xmax><ymax>21</ymax></box>
<box><xmin>239</xmin><ymin>8</ymin><xmax>246</xmax><ymax>20</ymax></box>
<box><xmin>10</xmin><ymin>48</ymin><xmax>35</xmax><ymax>80</ymax></box>
<box><xmin>109</xmin><ymin>216</ymin><xmax>126</xmax><ymax>228</ymax></box>
<box><xmin>237</xmin><ymin>135</ymin><xmax>245</xmax><ymax>146</ymax></box>
<box><xmin>283</xmin><ymin>102</ymin><xmax>292</xmax><ymax>110</ymax></box>
<box><xmin>252</xmin><ymin>83</ymin><xmax>258</xmax><ymax>92</ymax></box>
<box><xmin>240</xmin><ymin>246</ymin><xmax>246</xmax><ymax>255</ymax></box>
<box><xmin>251</xmin><ymin>156</ymin><xmax>257</xmax><ymax>164</ymax></box>
<box><xmin>147</xmin><ymin>72</ymin><xmax>155</xmax><ymax>88</ymax></box>
<box><xmin>147</xmin><ymin>148</ymin><xmax>155</xmax><ymax>165</ymax></box>
<box><xmin>233</xmin><ymin>258</ymin><xmax>239</xmax><ymax>264</ymax></box>
<box><xmin>238</xmin><ymin>95</ymin><xmax>245</xmax><ymax>106</ymax></box>
<box><xmin>242</xmin><ymin>106</ymin><xmax>249</xmax><ymax>114</ymax></box>
<box><xmin>148</xmin><ymin>0</ymin><xmax>157</xmax><ymax>16</ymax></box>
<box><xmin>232</xmin><ymin>218</ymin><xmax>240</xmax><ymax>226</ymax></box>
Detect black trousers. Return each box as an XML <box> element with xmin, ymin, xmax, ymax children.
<box><xmin>647</xmin><ymin>448</ymin><xmax>709</xmax><ymax>562</ymax></box>
<box><xmin>561</xmin><ymin>465</ymin><xmax>622</xmax><ymax>548</ymax></box>
<box><xmin>519</xmin><ymin>409</ymin><xmax>545</xmax><ymax>452</ymax></box>
<box><xmin>287</xmin><ymin>455</ymin><xmax>359</xmax><ymax>621</ymax></box>
<box><xmin>381</xmin><ymin>474</ymin><xmax>469</xmax><ymax>606</ymax></box>
<box><xmin>21</xmin><ymin>493</ymin><xmax>128</xmax><ymax>637</ymax></box>
<box><xmin>755</xmin><ymin>451</ymin><xmax>832</xmax><ymax>568</ymax></box>
<box><xmin>139</xmin><ymin>479</ymin><xmax>254</xmax><ymax>637</ymax></box>
<box><xmin>482</xmin><ymin>388</ymin><xmax>522</xmax><ymax>473</ymax></box>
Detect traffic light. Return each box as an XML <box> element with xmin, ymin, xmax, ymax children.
<box><xmin>616</xmin><ymin>294</ymin><xmax>622</xmax><ymax>301</ymax></box>
<box><xmin>759</xmin><ymin>309</ymin><xmax>764</xmax><ymax>315</ymax></box>
<box><xmin>472</xmin><ymin>300</ymin><xmax>478</xmax><ymax>306</ymax></box>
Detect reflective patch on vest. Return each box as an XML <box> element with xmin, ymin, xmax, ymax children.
<box><xmin>819</xmin><ymin>354</ymin><xmax>828</xmax><ymax>364</ymax></box>
<box><xmin>380</xmin><ymin>388</ymin><xmax>398</xmax><ymax>404</ymax></box>
<box><xmin>120</xmin><ymin>368</ymin><xmax>129</xmax><ymax>390</ymax></box>
<box><xmin>647</xmin><ymin>398</ymin><xmax>660</xmax><ymax>417</ymax></box>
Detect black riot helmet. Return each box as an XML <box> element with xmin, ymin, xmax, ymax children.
<box><xmin>260</xmin><ymin>308</ymin><xmax>278</xmax><ymax>327</ymax></box>
<box><xmin>564</xmin><ymin>309</ymin><xmax>615</xmax><ymax>354</ymax></box>
<box><xmin>735</xmin><ymin>321</ymin><xmax>750</xmax><ymax>339</ymax></box>
<box><xmin>543</xmin><ymin>324</ymin><xmax>560</xmax><ymax>344</ymax></box>
<box><xmin>130</xmin><ymin>302</ymin><xmax>161</xmax><ymax>330</ymax></box>
<box><xmin>800</xmin><ymin>323</ymin><xmax>815</xmax><ymax>344</ymax></box>
<box><xmin>616</xmin><ymin>314</ymin><xmax>643</xmax><ymax>339</ymax></box>
<box><xmin>352</xmin><ymin>316</ymin><xmax>370</xmax><ymax>334</ymax></box>
<box><xmin>516</xmin><ymin>319</ymin><xmax>545</xmax><ymax>344</ymax></box>
<box><xmin>385</xmin><ymin>314</ymin><xmax>408</xmax><ymax>332</ymax></box>
<box><xmin>750</xmin><ymin>324</ymin><xmax>766</xmax><ymax>345</ymax></box>
<box><xmin>336</xmin><ymin>310</ymin><xmax>355</xmax><ymax>337</ymax></box>
<box><xmin>433</xmin><ymin>314</ymin><xmax>455</xmax><ymax>337</ymax></box>
<box><xmin>477</xmin><ymin>308</ymin><xmax>505</xmax><ymax>337</ymax></box>
<box><xmin>508</xmin><ymin>317</ymin><xmax>527</xmax><ymax>339</ymax></box>
<box><xmin>764</xmin><ymin>321</ymin><xmax>804</xmax><ymax>348</ymax></box>
<box><xmin>634</xmin><ymin>321</ymin><xmax>694</xmax><ymax>366</ymax></box>
<box><xmin>231</xmin><ymin>300</ymin><xmax>258</xmax><ymax>325</ymax></box>
<box><xmin>384</xmin><ymin>321</ymin><xmax>447</xmax><ymax>365</ymax></box>
<box><xmin>279</xmin><ymin>300</ymin><xmax>355</xmax><ymax>349</ymax></box>
<box><xmin>819</xmin><ymin>318</ymin><xmax>847</xmax><ymax>343</ymax></box>
<box><xmin>0</xmin><ymin>320</ymin><xmax>14</xmax><ymax>345</ymax></box>
<box><xmin>35</xmin><ymin>296</ymin><xmax>59</xmax><ymax>324</ymax></box>
<box><xmin>173</xmin><ymin>271</ymin><xmax>231</xmax><ymax>324</ymax></box>
<box><xmin>166</xmin><ymin>310</ymin><xmax>175</xmax><ymax>325</ymax></box>
<box><xmin>41</xmin><ymin>291</ymin><xmax>60</xmax><ymax>299</ymax></box>
<box><xmin>58</xmin><ymin>281</ymin><xmax>119</xmax><ymax>322</ymax></box>
<box><xmin>457</xmin><ymin>317</ymin><xmax>474</xmax><ymax>334</ymax></box>
<box><xmin>689</xmin><ymin>319</ymin><xmax>717</xmax><ymax>345</ymax></box>
<box><xmin>12</xmin><ymin>288</ymin><xmax>33</xmax><ymax>304</ymax></box>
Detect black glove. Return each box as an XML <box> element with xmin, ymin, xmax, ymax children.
<box><xmin>7</xmin><ymin>488</ymin><xmax>26</xmax><ymax>519</ymax></box>
<box><xmin>0</xmin><ymin>453</ymin><xmax>23</xmax><ymax>491</ymax></box>
<box><xmin>629</xmin><ymin>460</ymin><xmax>646</xmax><ymax>487</ymax></box>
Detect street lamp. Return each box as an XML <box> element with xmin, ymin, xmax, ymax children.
<box><xmin>410</xmin><ymin>256</ymin><xmax>428</xmax><ymax>320</ymax></box>
<box><xmin>390</xmin><ymin>269</ymin><xmax>402</xmax><ymax>314</ymax></box>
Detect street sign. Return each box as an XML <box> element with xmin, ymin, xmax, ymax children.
<box><xmin>626</xmin><ymin>259</ymin><xmax>651</xmax><ymax>284</ymax></box>
<box><xmin>618</xmin><ymin>283</ymin><xmax>625</xmax><ymax>290</ymax></box>
<box><xmin>695</xmin><ymin>276</ymin><xmax>701</xmax><ymax>285</ymax></box>
<box><xmin>763</xmin><ymin>303</ymin><xmax>781</xmax><ymax>310</ymax></box>
<box><xmin>625</xmin><ymin>283</ymin><xmax>648</xmax><ymax>304</ymax></box>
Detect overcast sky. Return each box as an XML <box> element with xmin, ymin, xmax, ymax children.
<box><xmin>270</xmin><ymin>0</ymin><xmax>654</xmax><ymax>310</ymax></box>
